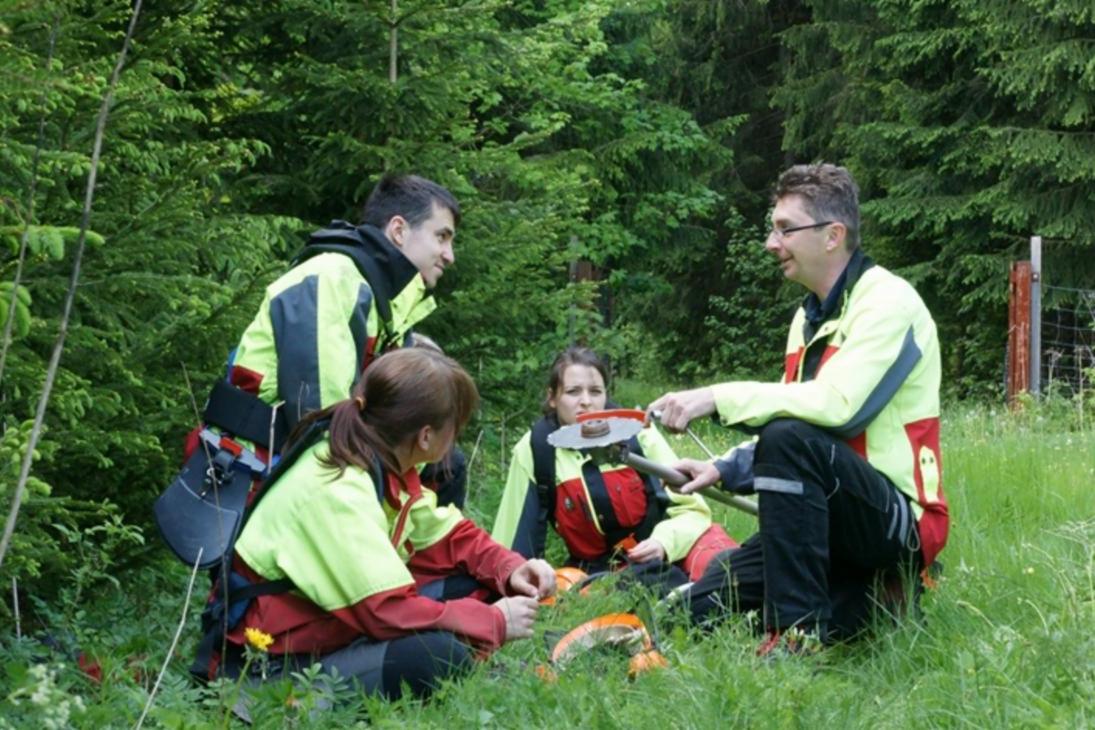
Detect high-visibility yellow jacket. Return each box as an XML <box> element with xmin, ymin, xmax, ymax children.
<box><xmin>491</xmin><ymin>423</ymin><xmax>712</xmax><ymax>566</ymax></box>
<box><xmin>229</xmin><ymin>439</ymin><xmax>524</xmax><ymax>656</ymax></box>
<box><xmin>230</xmin><ymin>222</ymin><xmax>435</xmax><ymax>430</ymax></box>
<box><xmin>711</xmin><ymin>259</ymin><xmax>948</xmax><ymax>565</ymax></box>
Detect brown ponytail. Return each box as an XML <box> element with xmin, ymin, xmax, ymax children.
<box><xmin>287</xmin><ymin>348</ymin><xmax>479</xmax><ymax>481</ymax></box>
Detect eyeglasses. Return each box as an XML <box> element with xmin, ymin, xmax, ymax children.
<box><xmin>767</xmin><ymin>221</ymin><xmax>833</xmax><ymax>241</ymax></box>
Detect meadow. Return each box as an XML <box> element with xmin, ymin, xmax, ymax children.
<box><xmin>3</xmin><ymin>398</ymin><xmax>1093</xmax><ymax>729</ymax></box>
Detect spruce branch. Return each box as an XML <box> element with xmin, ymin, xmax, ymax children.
<box><xmin>0</xmin><ymin>0</ymin><xmax>145</xmax><ymax>571</ymax></box>
<box><xmin>0</xmin><ymin>16</ymin><xmax>60</xmax><ymax>389</ymax></box>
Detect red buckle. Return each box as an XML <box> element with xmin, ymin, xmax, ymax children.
<box><xmin>219</xmin><ymin>437</ymin><xmax>243</xmax><ymax>457</ymax></box>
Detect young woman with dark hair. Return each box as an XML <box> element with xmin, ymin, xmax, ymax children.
<box><xmin>491</xmin><ymin>347</ymin><xmax>736</xmax><ymax>584</ymax></box>
<box><xmin>204</xmin><ymin>348</ymin><xmax>555</xmax><ymax>699</ymax></box>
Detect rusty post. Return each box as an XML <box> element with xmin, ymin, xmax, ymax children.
<box><xmin>1008</xmin><ymin>261</ymin><xmax>1032</xmax><ymax>406</ymax></box>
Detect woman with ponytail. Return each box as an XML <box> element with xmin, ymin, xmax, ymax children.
<box><xmin>207</xmin><ymin>348</ymin><xmax>555</xmax><ymax>699</ymax></box>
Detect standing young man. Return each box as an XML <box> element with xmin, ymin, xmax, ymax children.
<box><xmin>651</xmin><ymin>163</ymin><xmax>948</xmax><ymax>652</ymax></box>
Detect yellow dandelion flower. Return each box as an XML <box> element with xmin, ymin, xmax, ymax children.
<box><xmin>244</xmin><ymin>627</ymin><xmax>274</xmax><ymax>652</ymax></box>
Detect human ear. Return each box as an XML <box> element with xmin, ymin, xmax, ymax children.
<box><xmin>827</xmin><ymin>222</ymin><xmax>846</xmax><ymax>252</ymax></box>
<box><xmin>416</xmin><ymin>425</ymin><xmax>433</xmax><ymax>453</ymax></box>
<box><xmin>386</xmin><ymin>215</ymin><xmax>408</xmax><ymax>247</ymax></box>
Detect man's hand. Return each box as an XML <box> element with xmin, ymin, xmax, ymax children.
<box><xmin>493</xmin><ymin>596</ymin><xmax>539</xmax><ymax>641</ymax></box>
<box><xmin>508</xmin><ymin>558</ymin><xmax>557</xmax><ymax>600</ymax></box>
<box><xmin>673</xmin><ymin>458</ymin><xmax>721</xmax><ymax>494</ymax></box>
<box><xmin>648</xmin><ymin>387</ymin><xmax>716</xmax><ymax>432</ymax></box>
<box><xmin>627</xmin><ymin>538</ymin><xmax>667</xmax><ymax>564</ymax></box>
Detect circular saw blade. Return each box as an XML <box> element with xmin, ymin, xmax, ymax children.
<box><xmin>547</xmin><ymin>416</ymin><xmax>644</xmax><ymax>450</ymax></box>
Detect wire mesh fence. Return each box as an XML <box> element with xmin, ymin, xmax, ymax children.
<box><xmin>1041</xmin><ymin>285</ymin><xmax>1095</xmax><ymax>397</ymax></box>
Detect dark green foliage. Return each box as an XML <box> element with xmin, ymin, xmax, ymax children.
<box><xmin>776</xmin><ymin>0</ymin><xmax>1095</xmax><ymax>395</ymax></box>
<box><xmin>2</xmin><ymin>0</ymin><xmax>1093</xmax><ymax>696</ymax></box>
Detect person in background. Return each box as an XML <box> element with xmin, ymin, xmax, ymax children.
<box><xmin>492</xmin><ymin>347</ymin><xmax>736</xmax><ymax>589</ymax></box>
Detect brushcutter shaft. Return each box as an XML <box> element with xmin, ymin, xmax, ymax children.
<box><xmin>620</xmin><ymin>451</ymin><xmax>758</xmax><ymax>517</ymax></box>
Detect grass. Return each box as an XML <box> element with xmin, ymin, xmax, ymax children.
<box><xmin>2</xmin><ymin>400</ymin><xmax>1093</xmax><ymax>728</ymax></box>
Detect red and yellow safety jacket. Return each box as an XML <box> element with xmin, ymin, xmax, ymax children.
<box><xmin>230</xmin><ymin>222</ymin><xmax>435</xmax><ymax>432</ymax></box>
<box><xmin>227</xmin><ymin>440</ymin><xmax>525</xmax><ymax>656</ymax></box>
<box><xmin>711</xmin><ymin>254</ymin><xmax>948</xmax><ymax>565</ymax></box>
<box><xmin>491</xmin><ymin>421</ymin><xmax>712</xmax><ymax>568</ymax></box>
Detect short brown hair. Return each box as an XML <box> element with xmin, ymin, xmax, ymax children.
<box><xmin>291</xmin><ymin>348</ymin><xmax>479</xmax><ymax>482</ymax></box>
<box><xmin>361</xmin><ymin>174</ymin><xmax>461</xmax><ymax>229</ymax></box>
<box><xmin>774</xmin><ymin>163</ymin><xmax>861</xmax><ymax>250</ymax></box>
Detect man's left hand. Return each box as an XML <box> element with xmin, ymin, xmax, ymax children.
<box><xmin>508</xmin><ymin>558</ymin><xmax>557</xmax><ymax>599</ymax></box>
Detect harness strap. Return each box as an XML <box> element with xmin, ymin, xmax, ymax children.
<box><xmin>203</xmin><ymin>380</ymin><xmax>288</xmax><ymax>452</ymax></box>
<box><xmin>530</xmin><ymin>412</ymin><xmax>667</xmax><ymax>558</ymax></box>
<box><xmin>292</xmin><ymin>223</ymin><xmax>405</xmax><ymax>355</ymax></box>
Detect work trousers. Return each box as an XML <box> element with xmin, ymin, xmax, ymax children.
<box><xmin>221</xmin><ymin>631</ymin><xmax>472</xmax><ymax>700</ymax></box>
<box><xmin>688</xmin><ymin>419</ymin><xmax>922</xmax><ymax>639</ymax></box>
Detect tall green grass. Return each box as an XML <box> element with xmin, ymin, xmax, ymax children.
<box><xmin>3</xmin><ymin>401</ymin><xmax>1092</xmax><ymax>728</ymax></box>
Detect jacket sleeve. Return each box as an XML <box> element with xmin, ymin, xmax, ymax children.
<box><xmin>264</xmin><ymin>255</ymin><xmax>374</xmax><ymax>424</ymax></box>
<box><xmin>408</xmin><ymin>518</ymin><xmax>528</xmax><ymax>596</ymax></box>
<box><xmin>637</xmin><ymin>426</ymin><xmax>713</xmax><ymax>564</ymax></box>
<box><xmin>714</xmin><ymin>439</ymin><xmax>756</xmax><ymax>494</ymax></box>
<box><xmin>332</xmin><ymin>585</ymin><xmax>507</xmax><ymax>651</ymax></box>
<box><xmin>712</xmin><ymin>285</ymin><xmax>924</xmax><ymax>436</ymax></box>
<box><xmin>490</xmin><ymin>432</ymin><xmax>549</xmax><ymax>559</ymax></box>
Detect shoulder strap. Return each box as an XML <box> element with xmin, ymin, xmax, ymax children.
<box><xmin>530</xmin><ymin>415</ymin><xmax>559</xmax><ymax>523</ymax></box>
<box><xmin>292</xmin><ymin>222</ymin><xmax>395</xmax><ymax>324</ymax></box>
<box><xmin>239</xmin><ymin>416</ymin><xmax>331</xmax><ymax>532</ymax></box>
<box><xmin>368</xmin><ymin>450</ymin><xmax>387</xmax><ymax>505</ymax></box>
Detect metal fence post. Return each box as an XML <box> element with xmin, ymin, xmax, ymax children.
<box><xmin>1030</xmin><ymin>236</ymin><xmax>1042</xmax><ymax>396</ymax></box>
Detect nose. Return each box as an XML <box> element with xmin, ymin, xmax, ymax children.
<box><xmin>764</xmin><ymin>232</ymin><xmax>781</xmax><ymax>253</ymax></box>
<box><xmin>441</xmin><ymin>242</ymin><xmax>455</xmax><ymax>266</ymax></box>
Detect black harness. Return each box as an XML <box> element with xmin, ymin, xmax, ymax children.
<box><xmin>292</xmin><ymin>221</ymin><xmax>417</xmax><ymax>357</ymax></box>
<box><xmin>529</xmin><ymin>414</ymin><xmax>668</xmax><ymax>565</ymax></box>
<box><xmin>189</xmin><ymin>418</ymin><xmax>387</xmax><ymax>679</ymax></box>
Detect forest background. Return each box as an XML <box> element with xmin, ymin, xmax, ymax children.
<box><xmin>0</xmin><ymin>0</ymin><xmax>1093</xmax><ymax>725</ymax></box>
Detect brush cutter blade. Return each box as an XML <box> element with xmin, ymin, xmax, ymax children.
<box><xmin>547</xmin><ymin>415</ymin><xmax>644</xmax><ymax>450</ymax></box>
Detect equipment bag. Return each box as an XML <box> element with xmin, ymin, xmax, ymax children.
<box><xmin>154</xmin><ymin>428</ymin><xmax>266</xmax><ymax>571</ymax></box>
<box><xmin>154</xmin><ymin>374</ymin><xmax>290</xmax><ymax>572</ymax></box>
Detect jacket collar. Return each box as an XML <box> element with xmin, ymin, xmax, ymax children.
<box><xmin>303</xmin><ymin>220</ymin><xmax>436</xmax><ymax>327</ymax></box>
<box><xmin>802</xmin><ymin>248</ymin><xmax>873</xmax><ymax>341</ymax></box>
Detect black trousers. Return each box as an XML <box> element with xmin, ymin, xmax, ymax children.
<box><xmin>222</xmin><ymin>631</ymin><xmax>472</xmax><ymax>700</ymax></box>
<box><xmin>688</xmin><ymin>419</ymin><xmax>922</xmax><ymax>639</ymax></box>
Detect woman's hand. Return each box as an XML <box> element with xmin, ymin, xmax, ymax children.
<box><xmin>493</xmin><ymin>595</ymin><xmax>539</xmax><ymax>641</ymax></box>
<box><xmin>627</xmin><ymin>538</ymin><xmax>667</xmax><ymax>564</ymax></box>
<box><xmin>508</xmin><ymin>558</ymin><xmax>557</xmax><ymax>599</ymax></box>
<box><xmin>673</xmin><ymin>458</ymin><xmax>721</xmax><ymax>494</ymax></box>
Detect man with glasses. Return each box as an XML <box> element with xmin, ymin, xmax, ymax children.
<box><xmin>650</xmin><ymin>163</ymin><xmax>948</xmax><ymax>655</ymax></box>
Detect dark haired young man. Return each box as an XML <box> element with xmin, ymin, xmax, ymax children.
<box><xmin>650</xmin><ymin>163</ymin><xmax>948</xmax><ymax>654</ymax></box>
<box><xmin>191</xmin><ymin>174</ymin><xmax>467</xmax><ymax>505</ymax></box>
